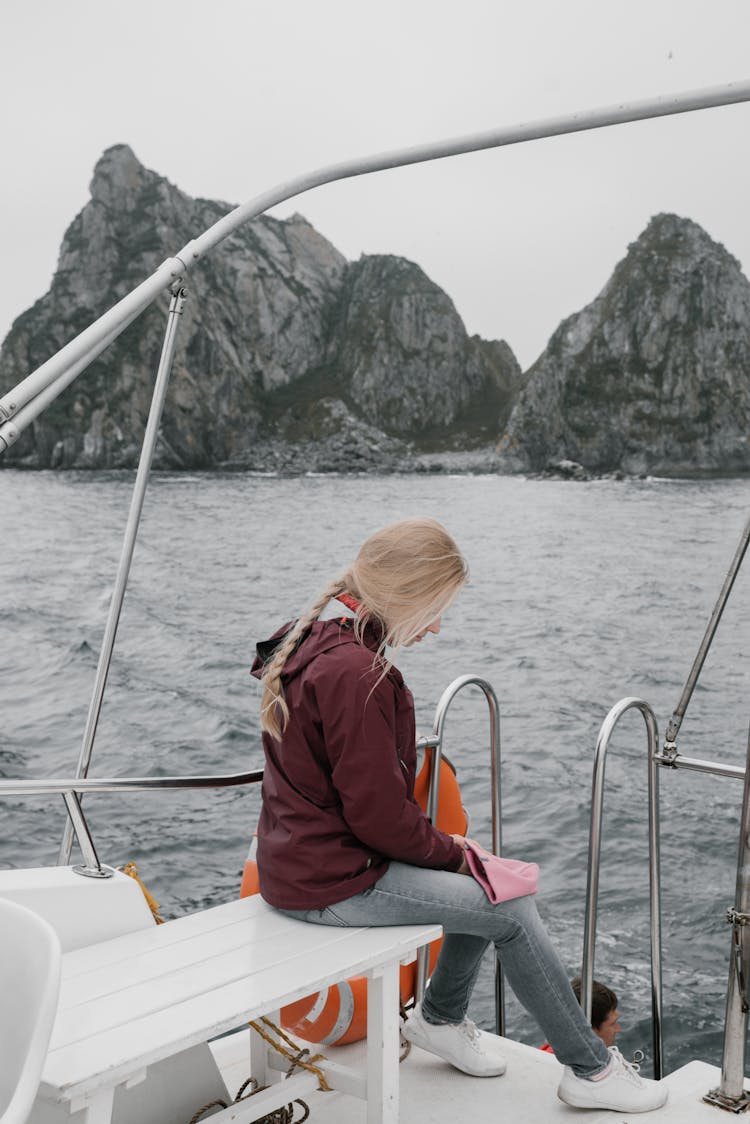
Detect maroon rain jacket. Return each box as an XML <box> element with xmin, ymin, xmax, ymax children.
<box><xmin>250</xmin><ymin>616</ymin><xmax>463</xmax><ymax>910</ymax></box>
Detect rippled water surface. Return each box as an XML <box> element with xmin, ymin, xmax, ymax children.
<box><xmin>0</xmin><ymin>469</ymin><xmax>748</xmax><ymax>1074</ymax></box>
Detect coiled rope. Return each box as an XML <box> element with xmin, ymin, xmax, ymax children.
<box><xmin>187</xmin><ymin>1016</ymin><xmax>326</xmax><ymax>1124</ymax></box>
<box><xmin>186</xmin><ymin>998</ymin><xmax>413</xmax><ymax>1121</ymax></box>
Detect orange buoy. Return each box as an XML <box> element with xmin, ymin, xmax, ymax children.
<box><xmin>240</xmin><ymin>747</ymin><xmax>467</xmax><ymax>1045</ymax></box>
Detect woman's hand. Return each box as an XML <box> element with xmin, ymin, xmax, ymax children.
<box><xmin>451</xmin><ymin>834</ymin><xmax>471</xmax><ymax>876</ymax></box>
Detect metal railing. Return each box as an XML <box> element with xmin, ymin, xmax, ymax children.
<box><xmin>582</xmin><ymin>512</ymin><xmax>750</xmax><ymax>1104</ymax></box>
<box><xmin>57</xmin><ymin>285</ymin><xmax>188</xmax><ymax>866</ymax></box>
<box><xmin>0</xmin><ymin>769</ymin><xmax>263</xmax><ymax>879</ymax></box>
<box><xmin>580</xmin><ymin>698</ymin><xmax>664</xmax><ymax>1076</ymax></box>
<box><xmin>413</xmin><ymin>674</ymin><xmax>505</xmax><ymax>1034</ymax></box>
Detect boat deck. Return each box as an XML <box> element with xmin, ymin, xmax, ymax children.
<box><xmin>211</xmin><ymin>1028</ymin><xmax>727</xmax><ymax>1123</ymax></box>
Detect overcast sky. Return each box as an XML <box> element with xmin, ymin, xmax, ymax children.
<box><xmin>2</xmin><ymin>0</ymin><xmax>749</xmax><ymax>372</ymax></box>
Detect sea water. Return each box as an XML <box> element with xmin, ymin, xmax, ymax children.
<box><xmin>0</xmin><ymin>468</ymin><xmax>748</xmax><ymax>1074</ymax></box>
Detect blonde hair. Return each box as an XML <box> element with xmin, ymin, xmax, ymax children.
<box><xmin>260</xmin><ymin>518</ymin><xmax>467</xmax><ymax>739</ymax></box>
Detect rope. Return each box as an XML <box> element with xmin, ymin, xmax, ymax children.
<box><xmin>186</xmin><ymin>1076</ymin><xmax>310</xmax><ymax>1124</ymax></box>
<box><xmin>249</xmin><ymin>1017</ymin><xmax>331</xmax><ymax>1091</ymax></box>
<box><xmin>187</xmin><ymin>1020</ymin><xmax>323</xmax><ymax>1124</ymax></box>
<box><xmin>187</xmin><ymin>1003</ymin><xmax>414</xmax><ymax>1122</ymax></box>
<box><xmin>121</xmin><ymin>861</ymin><xmax>165</xmax><ymax>924</ymax></box>
<box><xmin>187</xmin><ymin>1097</ymin><xmax>227</xmax><ymax>1123</ymax></box>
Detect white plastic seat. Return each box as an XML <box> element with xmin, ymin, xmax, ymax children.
<box><xmin>0</xmin><ymin>898</ymin><xmax>62</xmax><ymax>1124</ymax></box>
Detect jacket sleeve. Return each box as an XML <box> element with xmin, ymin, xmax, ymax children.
<box><xmin>311</xmin><ymin>655</ymin><xmax>464</xmax><ymax>871</ymax></box>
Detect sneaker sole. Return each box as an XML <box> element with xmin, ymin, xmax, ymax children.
<box><xmin>557</xmin><ymin>1087</ymin><xmax>667</xmax><ymax>1113</ymax></box>
<box><xmin>403</xmin><ymin>1033</ymin><xmax>506</xmax><ymax>1077</ymax></box>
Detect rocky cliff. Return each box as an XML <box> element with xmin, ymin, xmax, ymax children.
<box><xmin>0</xmin><ymin>145</ymin><xmax>522</xmax><ymax>471</ymax></box>
<box><xmin>497</xmin><ymin>213</ymin><xmax>750</xmax><ymax>476</ymax></box>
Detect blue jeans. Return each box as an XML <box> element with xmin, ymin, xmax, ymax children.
<box><xmin>278</xmin><ymin>861</ymin><xmax>610</xmax><ymax>1078</ymax></box>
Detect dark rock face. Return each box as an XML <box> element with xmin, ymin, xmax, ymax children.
<box><xmin>498</xmin><ymin>214</ymin><xmax>750</xmax><ymax>476</ymax></box>
<box><xmin>326</xmin><ymin>255</ymin><xmax>521</xmax><ymax>445</ymax></box>
<box><xmin>0</xmin><ymin>145</ymin><xmax>521</xmax><ymax>471</ymax></box>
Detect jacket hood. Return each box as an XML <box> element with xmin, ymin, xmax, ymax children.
<box><xmin>251</xmin><ymin>616</ymin><xmax>390</xmax><ymax>684</ymax></box>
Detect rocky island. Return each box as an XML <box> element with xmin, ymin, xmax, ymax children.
<box><xmin>498</xmin><ymin>213</ymin><xmax>750</xmax><ymax>477</ymax></box>
<box><xmin>0</xmin><ymin>146</ymin><xmax>521</xmax><ymax>473</ymax></box>
<box><xmin>0</xmin><ymin>147</ymin><xmax>748</xmax><ymax>476</ymax></box>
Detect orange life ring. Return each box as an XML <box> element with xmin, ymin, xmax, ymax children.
<box><xmin>239</xmin><ymin>747</ymin><xmax>467</xmax><ymax>1045</ymax></box>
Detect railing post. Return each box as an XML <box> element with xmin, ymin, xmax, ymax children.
<box><xmin>413</xmin><ymin>675</ymin><xmax>504</xmax><ymax>1034</ymax></box>
<box><xmin>582</xmin><ymin>698</ymin><xmax>663</xmax><ymax>1077</ymax></box>
<box><xmin>61</xmin><ymin>792</ymin><xmax>112</xmax><ymax>878</ymax></box>
<box><xmin>704</xmin><ymin>722</ymin><xmax>750</xmax><ymax>1112</ymax></box>
<box><xmin>665</xmin><ymin>513</ymin><xmax>750</xmax><ymax>748</ymax></box>
<box><xmin>58</xmin><ymin>285</ymin><xmax>187</xmax><ymax>866</ymax></box>
<box><xmin>647</xmin><ymin>704</ymin><xmax>664</xmax><ymax>1078</ymax></box>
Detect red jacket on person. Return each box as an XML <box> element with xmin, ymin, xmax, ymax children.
<box><xmin>250</xmin><ymin>616</ymin><xmax>463</xmax><ymax>910</ymax></box>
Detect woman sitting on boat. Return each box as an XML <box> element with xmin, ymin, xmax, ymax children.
<box><xmin>251</xmin><ymin>517</ymin><xmax>667</xmax><ymax>1114</ymax></box>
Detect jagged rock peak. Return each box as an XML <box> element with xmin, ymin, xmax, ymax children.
<box><xmin>0</xmin><ymin>147</ymin><xmax>520</xmax><ymax>471</ymax></box>
<box><xmin>326</xmin><ymin>253</ymin><xmax>520</xmax><ymax>438</ymax></box>
<box><xmin>498</xmin><ymin>213</ymin><xmax>750</xmax><ymax>477</ymax></box>
<box><xmin>626</xmin><ymin>211</ymin><xmax>740</xmax><ymax>267</ymax></box>
<box><xmin>92</xmin><ymin>143</ymin><xmax>145</xmax><ymax>184</ymax></box>
<box><xmin>89</xmin><ymin>144</ymin><xmax>176</xmax><ymax>214</ymax></box>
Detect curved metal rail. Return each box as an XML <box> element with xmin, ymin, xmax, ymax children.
<box><xmin>581</xmin><ymin>697</ymin><xmax>664</xmax><ymax>1077</ymax></box>
<box><xmin>414</xmin><ymin>674</ymin><xmax>504</xmax><ymax>1033</ymax></box>
<box><xmin>584</xmin><ymin>509</ymin><xmax>750</xmax><ymax>1099</ymax></box>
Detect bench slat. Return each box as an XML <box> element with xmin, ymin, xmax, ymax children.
<box><xmin>54</xmin><ymin>926</ymin><xmax>348</xmax><ymax>1042</ymax></box>
<box><xmin>61</xmin><ymin>911</ymin><xmax>314</xmax><ymax>1006</ymax></box>
<box><xmin>43</xmin><ymin>905</ymin><xmax>440</xmax><ymax>1105</ymax></box>
<box><xmin>62</xmin><ymin>897</ymin><xmax>265</xmax><ymax>978</ymax></box>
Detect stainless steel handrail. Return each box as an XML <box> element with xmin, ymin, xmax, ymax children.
<box><xmin>581</xmin><ymin>697</ymin><xmax>664</xmax><ymax>1077</ymax></box>
<box><xmin>665</xmin><ymin>512</ymin><xmax>750</xmax><ymax>747</ymax></box>
<box><xmin>654</xmin><ymin>750</ymin><xmax>745</xmax><ymax>782</ymax></box>
<box><xmin>584</xmin><ymin>509</ymin><xmax>750</xmax><ymax>1089</ymax></box>
<box><xmin>414</xmin><ymin>674</ymin><xmax>505</xmax><ymax>1034</ymax></box>
<box><xmin>704</xmin><ymin>722</ymin><xmax>750</xmax><ymax>1112</ymax></box>
<box><xmin>58</xmin><ymin>286</ymin><xmax>188</xmax><ymax>865</ymax></box>
<box><xmin>62</xmin><ymin>791</ymin><xmax>109</xmax><ymax>879</ymax></box>
<box><xmin>2</xmin><ymin>769</ymin><xmax>263</xmax><ymax>878</ymax></box>
<box><xmin>0</xmin><ymin>769</ymin><xmax>264</xmax><ymax>796</ymax></box>
<box><xmin>586</xmin><ymin>701</ymin><xmax>750</xmax><ymax>1092</ymax></box>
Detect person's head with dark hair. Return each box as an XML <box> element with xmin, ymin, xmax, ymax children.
<box><xmin>571</xmin><ymin>978</ymin><xmax>621</xmax><ymax>1047</ymax></box>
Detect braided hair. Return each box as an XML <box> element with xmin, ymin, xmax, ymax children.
<box><xmin>259</xmin><ymin>518</ymin><xmax>467</xmax><ymax>740</ymax></box>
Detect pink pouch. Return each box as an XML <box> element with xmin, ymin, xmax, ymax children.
<box><xmin>463</xmin><ymin>840</ymin><xmax>539</xmax><ymax>903</ymax></box>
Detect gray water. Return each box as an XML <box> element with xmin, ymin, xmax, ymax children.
<box><xmin>0</xmin><ymin>469</ymin><xmax>748</xmax><ymax>1075</ymax></box>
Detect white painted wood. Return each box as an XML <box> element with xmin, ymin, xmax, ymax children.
<box><xmin>365</xmin><ymin>961</ymin><xmax>400</xmax><ymax>1124</ymax></box>
<box><xmin>69</xmin><ymin>1087</ymin><xmax>114</xmax><ymax>1124</ymax></box>
<box><xmin>248</xmin><ymin>1009</ymin><xmax>277</xmax><ymax>1090</ymax></box>
<box><xmin>267</xmin><ymin>1048</ymin><xmax>367</xmax><ymax>1099</ymax></box>
<box><xmin>204</xmin><ymin>1070</ymin><xmax>319</xmax><ymax>1124</ymax></box>
<box><xmin>38</xmin><ymin>895</ymin><xmax>440</xmax><ymax>1124</ymax></box>
<box><xmin>61</xmin><ymin>897</ymin><xmax>270</xmax><ymax>978</ymax></box>
<box><xmin>54</xmin><ymin>928</ymin><xmax>315</xmax><ymax>1035</ymax></box>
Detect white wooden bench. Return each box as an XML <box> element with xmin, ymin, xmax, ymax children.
<box><xmin>36</xmin><ymin>894</ymin><xmax>440</xmax><ymax>1124</ymax></box>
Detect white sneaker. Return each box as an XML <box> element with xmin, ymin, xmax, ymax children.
<box><xmin>557</xmin><ymin>1047</ymin><xmax>668</xmax><ymax>1113</ymax></box>
<box><xmin>401</xmin><ymin>1002</ymin><xmax>507</xmax><ymax>1077</ymax></box>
